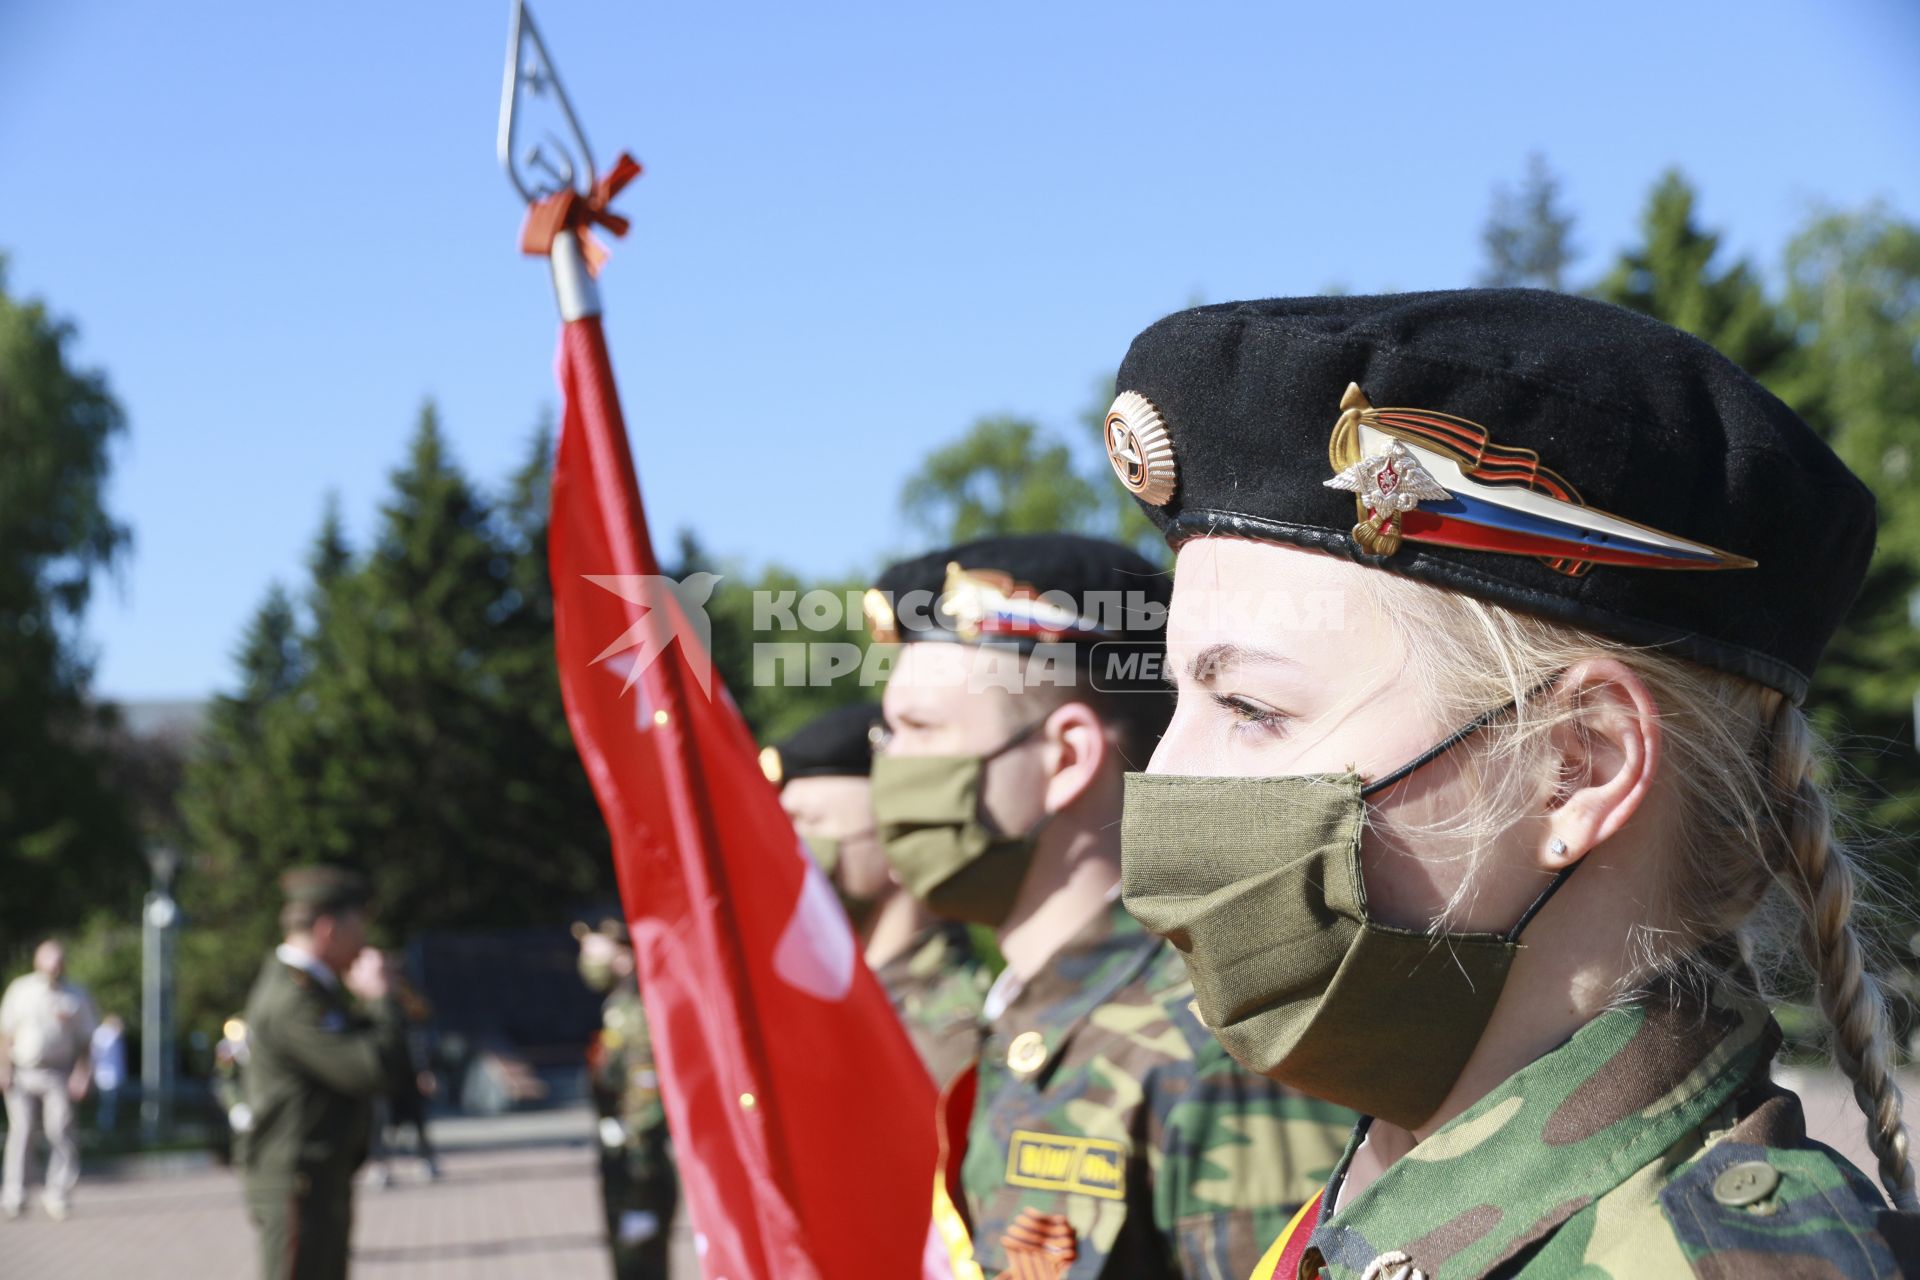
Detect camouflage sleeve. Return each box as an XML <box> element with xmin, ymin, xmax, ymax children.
<box><xmin>1149</xmin><ymin>1036</ymin><xmax>1353</xmax><ymax>1278</ymax></box>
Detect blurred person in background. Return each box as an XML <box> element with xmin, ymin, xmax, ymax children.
<box><xmin>89</xmin><ymin>1013</ymin><xmax>127</xmax><ymax>1135</ymax></box>
<box><xmin>242</xmin><ymin>867</ymin><xmax>408</xmax><ymax>1279</ymax></box>
<box><xmin>1</xmin><ymin>938</ymin><xmax>97</xmax><ymax>1221</ymax></box>
<box><xmin>362</xmin><ymin>949</ymin><xmax>440</xmax><ymax>1187</ymax></box>
<box><xmin>576</xmin><ymin>918</ymin><xmax>676</xmax><ymax>1280</ymax></box>
<box><xmin>215</xmin><ymin>1013</ymin><xmax>254</xmax><ymax>1163</ymax></box>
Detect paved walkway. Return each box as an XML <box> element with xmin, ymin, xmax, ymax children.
<box><xmin>0</xmin><ymin>1107</ymin><xmax>697</xmax><ymax>1280</ymax></box>
<box><xmin>3</xmin><ymin>1074</ymin><xmax>1914</xmax><ymax>1278</ymax></box>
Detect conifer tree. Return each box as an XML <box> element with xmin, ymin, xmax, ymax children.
<box><xmin>1480</xmin><ymin>153</ymin><xmax>1579</xmax><ymax>291</ymax></box>
<box><xmin>0</xmin><ymin>262</ymin><xmax>138</xmax><ymax>958</ymax></box>
<box><xmin>1594</xmin><ymin>177</ymin><xmax>1919</xmax><ymax>915</ymax></box>
<box><xmin>179</xmin><ymin>408</ymin><xmax>616</xmax><ymax>1030</ymax></box>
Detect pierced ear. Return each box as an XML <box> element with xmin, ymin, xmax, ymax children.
<box><xmin>1539</xmin><ymin>659</ymin><xmax>1662</xmax><ymax>869</ymax></box>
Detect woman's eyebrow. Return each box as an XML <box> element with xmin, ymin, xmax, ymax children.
<box><xmin>1186</xmin><ymin>642</ymin><xmax>1299</xmax><ymax>685</ymax></box>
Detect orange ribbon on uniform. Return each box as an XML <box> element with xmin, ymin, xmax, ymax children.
<box><xmin>519</xmin><ymin>151</ymin><xmax>644</xmax><ymax>274</ymax></box>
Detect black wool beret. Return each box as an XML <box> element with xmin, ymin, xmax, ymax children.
<box><xmin>1106</xmin><ymin>290</ymin><xmax>1875</xmax><ymax>699</ymax></box>
<box><xmin>761</xmin><ymin>702</ymin><xmax>885</xmax><ymax>787</ymax></box>
<box><xmin>867</xmin><ymin>533</ymin><xmax>1172</xmax><ymax>697</ymax></box>
<box><xmin>867</xmin><ymin>533</ymin><xmax>1169</xmax><ymax>652</ymax></box>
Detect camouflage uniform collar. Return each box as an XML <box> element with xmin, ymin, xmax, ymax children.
<box><xmin>1306</xmin><ymin>981</ymin><xmax>1778</xmax><ymax>1280</ymax></box>
<box><xmin>987</xmin><ymin>900</ymin><xmax>1162</xmax><ymax>1087</ymax></box>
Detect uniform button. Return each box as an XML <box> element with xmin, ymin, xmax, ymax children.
<box><xmin>1361</xmin><ymin>1251</ymin><xmax>1425</xmax><ymax>1280</ymax></box>
<box><xmin>1006</xmin><ymin>1030</ymin><xmax>1048</xmax><ymax>1075</ymax></box>
<box><xmin>1711</xmin><ymin>1160</ymin><xmax>1780</xmax><ymax>1207</ymax></box>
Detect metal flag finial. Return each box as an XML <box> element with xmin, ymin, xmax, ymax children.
<box><xmin>498</xmin><ymin>0</ymin><xmax>599</xmax><ymax>207</ymax></box>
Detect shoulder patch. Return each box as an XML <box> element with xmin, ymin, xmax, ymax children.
<box><xmin>1659</xmin><ymin>1141</ymin><xmax>1903</xmax><ymax>1277</ymax></box>
<box><xmin>1004</xmin><ymin>1129</ymin><xmax>1127</xmax><ymax>1201</ymax></box>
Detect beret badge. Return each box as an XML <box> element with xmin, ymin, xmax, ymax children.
<box><xmin>861</xmin><ymin>588</ymin><xmax>900</xmax><ymax>644</ymax></box>
<box><xmin>1324</xmin><ymin>383</ymin><xmax>1754</xmax><ymax>576</ymax></box>
<box><xmin>1105</xmin><ymin>391</ymin><xmax>1177</xmax><ymax>506</ymax></box>
<box><xmin>757</xmin><ymin>745</ymin><xmax>784</xmax><ymax>786</ymax></box>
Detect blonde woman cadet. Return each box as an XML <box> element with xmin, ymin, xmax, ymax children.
<box><xmin>1101</xmin><ymin>292</ymin><xmax>1920</xmax><ymax>1279</ymax></box>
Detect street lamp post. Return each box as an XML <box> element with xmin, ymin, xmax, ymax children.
<box><xmin>140</xmin><ymin>843</ymin><xmax>181</xmax><ymax>1143</ymax></box>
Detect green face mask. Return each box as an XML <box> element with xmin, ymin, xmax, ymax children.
<box><xmin>870</xmin><ymin>719</ymin><xmax>1049</xmax><ymax>927</ymax></box>
<box><xmin>1119</xmin><ymin>712</ymin><xmax>1574</xmax><ymax>1130</ymax></box>
<box><xmin>802</xmin><ymin>834</ymin><xmax>843</xmax><ymax>879</ymax></box>
<box><xmin>578</xmin><ymin>956</ymin><xmax>616</xmax><ymax>993</ymax></box>
<box><xmin>804</xmin><ymin>833</ymin><xmax>890</xmax><ymax>933</ymax></box>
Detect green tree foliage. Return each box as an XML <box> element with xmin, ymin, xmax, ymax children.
<box><xmin>901</xmin><ymin>415</ymin><xmax>1106</xmax><ymax>542</ymax></box>
<box><xmin>1778</xmin><ymin>208</ymin><xmax>1920</xmax><ymax>852</ymax></box>
<box><xmin>1594</xmin><ymin>171</ymin><xmax>1796</xmax><ymax>379</ymax></box>
<box><xmin>0</xmin><ymin>260</ymin><xmax>139</xmax><ymax>963</ymax></box>
<box><xmin>1480</xmin><ymin>153</ymin><xmax>1580</xmax><ymax>291</ymax></box>
<box><xmin>176</xmin><ymin>407</ymin><xmax>612</xmax><ymax>1032</ymax></box>
<box><xmin>902</xmin><ymin>389</ymin><xmax>1169</xmax><ymax>563</ymax></box>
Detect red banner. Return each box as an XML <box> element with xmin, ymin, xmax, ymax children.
<box><xmin>548</xmin><ymin>315</ymin><xmax>939</xmax><ymax>1278</ymax></box>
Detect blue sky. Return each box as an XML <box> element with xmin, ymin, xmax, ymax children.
<box><xmin>3</xmin><ymin>0</ymin><xmax>1917</xmax><ymax>700</ymax></box>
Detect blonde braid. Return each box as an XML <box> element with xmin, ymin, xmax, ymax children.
<box><xmin>1764</xmin><ymin>693</ymin><xmax>1919</xmax><ymax>1212</ymax></box>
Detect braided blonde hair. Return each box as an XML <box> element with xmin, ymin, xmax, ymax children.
<box><xmin>1358</xmin><ymin>571</ymin><xmax>1918</xmax><ymax>1212</ymax></box>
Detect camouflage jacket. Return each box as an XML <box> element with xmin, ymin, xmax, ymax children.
<box><xmin>951</xmin><ymin>901</ymin><xmax>1355</xmax><ymax>1279</ymax></box>
<box><xmin>595</xmin><ymin>984</ymin><xmax>671</xmax><ymax>1176</ymax></box>
<box><xmin>1290</xmin><ymin>983</ymin><xmax>1920</xmax><ymax>1279</ymax></box>
<box><xmin>874</xmin><ymin>920</ymin><xmax>992</xmax><ymax>1087</ymax></box>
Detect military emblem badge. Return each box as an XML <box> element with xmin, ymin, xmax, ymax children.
<box><xmin>1325</xmin><ymin>383</ymin><xmax>1755</xmax><ymax>576</ymax></box>
<box><xmin>1324</xmin><ymin>439</ymin><xmax>1451</xmax><ymax>556</ymax></box>
<box><xmin>1104</xmin><ymin>391</ymin><xmax>1177</xmax><ymax>506</ymax></box>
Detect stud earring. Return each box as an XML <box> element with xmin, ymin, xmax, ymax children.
<box><xmin>1548</xmin><ymin>837</ymin><xmax>1569</xmax><ymax>858</ymax></box>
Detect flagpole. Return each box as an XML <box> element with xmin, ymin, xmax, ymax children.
<box><xmin>498</xmin><ymin>7</ymin><xmax>854</xmax><ymax>1275</ymax></box>
<box><xmin>548</xmin><ymin>231</ymin><xmax>600</xmax><ymax>323</ymax></box>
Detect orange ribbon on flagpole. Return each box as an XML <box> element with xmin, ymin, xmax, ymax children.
<box><xmin>519</xmin><ymin>152</ymin><xmax>644</xmax><ymax>274</ymax></box>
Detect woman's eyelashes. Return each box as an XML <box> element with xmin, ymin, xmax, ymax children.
<box><xmin>1210</xmin><ymin>692</ymin><xmax>1292</xmax><ymax>739</ymax></box>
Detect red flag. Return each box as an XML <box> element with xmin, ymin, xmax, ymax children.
<box><xmin>547</xmin><ymin>312</ymin><xmax>940</xmax><ymax>1277</ymax></box>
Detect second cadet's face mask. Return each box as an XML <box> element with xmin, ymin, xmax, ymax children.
<box><xmin>802</xmin><ymin>835</ymin><xmax>844</xmax><ymax>879</ymax></box>
<box><xmin>803</xmin><ymin>832</ymin><xmax>890</xmax><ymax>932</ymax></box>
<box><xmin>1119</xmin><ymin>706</ymin><xmax>1574</xmax><ymax>1131</ymax></box>
<box><xmin>870</xmin><ymin>718</ymin><xmax>1052</xmax><ymax>927</ymax></box>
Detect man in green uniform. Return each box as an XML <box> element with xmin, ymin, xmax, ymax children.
<box><xmin>576</xmin><ymin>919</ymin><xmax>676</xmax><ymax>1280</ymax></box>
<box><xmin>762</xmin><ymin>701</ymin><xmax>991</xmax><ymax>1085</ymax></box>
<box><xmin>240</xmin><ymin>867</ymin><xmax>408</xmax><ymax>1280</ymax></box>
<box><xmin>864</xmin><ymin>535</ymin><xmax>1358</xmax><ymax>1279</ymax></box>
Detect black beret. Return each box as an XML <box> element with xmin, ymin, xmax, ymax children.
<box><xmin>866</xmin><ymin>534</ymin><xmax>1172</xmax><ymax>699</ymax></box>
<box><xmin>866</xmin><ymin>533</ymin><xmax>1169</xmax><ymax>650</ymax></box>
<box><xmin>1106</xmin><ymin>290</ymin><xmax>1875</xmax><ymax>699</ymax></box>
<box><xmin>760</xmin><ymin>702</ymin><xmax>885</xmax><ymax>787</ymax></box>
<box><xmin>280</xmin><ymin>865</ymin><xmax>372</xmax><ymax>913</ymax></box>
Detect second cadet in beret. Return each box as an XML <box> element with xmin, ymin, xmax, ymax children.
<box><xmin>762</xmin><ymin>702</ymin><xmax>989</xmax><ymax>1085</ymax></box>
<box><xmin>242</xmin><ymin>865</ymin><xmax>408</xmax><ymax>1280</ymax></box>
<box><xmin>1104</xmin><ymin>290</ymin><xmax>1916</xmax><ymax>1278</ymax></box>
<box><xmin>868</xmin><ymin>532</ymin><xmax>1354</xmax><ymax>1280</ymax></box>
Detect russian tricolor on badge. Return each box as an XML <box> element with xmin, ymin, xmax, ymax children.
<box><xmin>1324</xmin><ymin>384</ymin><xmax>1756</xmax><ymax>575</ymax></box>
